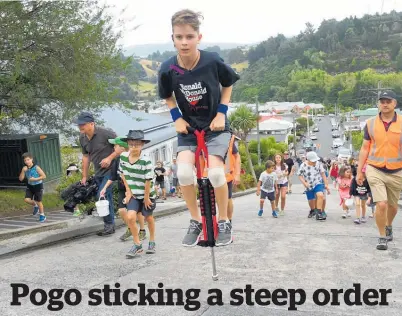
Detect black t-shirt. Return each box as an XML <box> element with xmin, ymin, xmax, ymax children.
<box><xmin>158</xmin><ymin>50</ymin><xmax>240</xmax><ymax>130</ymax></box>
<box><xmin>284</xmin><ymin>158</ymin><xmax>294</xmax><ymax>174</ymax></box>
<box><xmin>350</xmin><ymin>178</ymin><xmax>371</xmax><ymax>197</ymax></box>
<box><xmin>154</xmin><ymin>167</ymin><xmax>166</xmax><ymax>182</ymax></box>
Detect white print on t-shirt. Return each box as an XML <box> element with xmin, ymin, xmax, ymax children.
<box><xmin>179</xmin><ymin>82</ymin><xmax>207</xmax><ymax>108</ymax></box>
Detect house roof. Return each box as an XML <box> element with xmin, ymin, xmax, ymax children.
<box><xmin>100</xmin><ymin>108</ymin><xmax>176</xmax><ymax>149</ymax></box>
<box><xmin>247</xmin><ymin>133</ymin><xmax>288</xmax><ymax>143</ymax></box>
<box><xmin>352</xmin><ymin>108</ymin><xmax>402</xmax><ymax>117</ymax></box>
<box><xmin>255</xmin><ymin>118</ymin><xmax>293</xmax><ymax>131</ymax></box>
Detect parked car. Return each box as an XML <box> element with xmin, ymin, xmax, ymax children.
<box><xmin>310</xmin><ymin>134</ymin><xmax>318</xmax><ymax>140</ymax></box>
<box><xmin>313</xmin><ymin>127</ymin><xmax>319</xmax><ymax>132</ymax></box>
<box><xmin>332</xmin><ymin>139</ymin><xmax>344</xmax><ymax>148</ymax></box>
<box><xmin>332</xmin><ymin>131</ymin><xmax>340</xmax><ymax>138</ymax></box>
<box><xmin>337</xmin><ymin>147</ymin><xmax>352</xmax><ymax>161</ymax></box>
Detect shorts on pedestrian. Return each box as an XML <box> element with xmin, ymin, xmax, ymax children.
<box><xmin>155</xmin><ymin>180</ymin><xmax>165</xmax><ymax>189</ymax></box>
<box><xmin>173</xmin><ymin>178</ymin><xmax>179</xmax><ymax>187</ymax></box>
<box><xmin>227</xmin><ymin>181</ymin><xmax>233</xmax><ymax>199</ymax></box>
<box><xmin>330</xmin><ymin>176</ymin><xmax>336</xmax><ymax>181</ymax></box>
<box><xmin>355</xmin><ymin>194</ymin><xmax>368</xmax><ymax>201</ymax></box>
<box><xmin>260</xmin><ymin>190</ymin><xmax>275</xmax><ymax>201</ymax></box>
<box><xmin>279</xmin><ymin>182</ymin><xmax>288</xmax><ymax>188</ymax></box>
<box><xmin>305</xmin><ymin>183</ymin><xmax>325</xmax><ymax>201</ymax></box>
<box><xmin>366</xmin><ymin>165</ymin><xmax>402</xmax><ymax>206</ymax></box>
<box><xmin>127</xmin><ymin>198</ymin><xmax>156</xmax><ymax>217</ymax></box>
<box><xmin>117</xmin><ymin>189</ymin><xmax>126</xmax><ymax>209</ymax></box>
<box><xmin>25</xmin><ymin>184</ymin><xmax>44</xmax><ymax>202</ymax></box>
<box><xmin>177</xmin><ymin>131</ymin><xmax>231</xmax><ymax>161</ymax></box>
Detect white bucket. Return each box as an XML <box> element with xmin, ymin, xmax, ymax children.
<box><xmin>95</xmin><ymin>197</ymin><xmax>110</xmax><ymax>217</ymax></box>
<box><xmin>345</xmin><ymin>198</ymin><xmax>354</xmax><ymax>208</ymax></box>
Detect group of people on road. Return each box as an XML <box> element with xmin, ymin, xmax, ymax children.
<box><xmin>19</xmin><ymin>9</ymin><xmax>402</xmax><ymax>254</ymax></box>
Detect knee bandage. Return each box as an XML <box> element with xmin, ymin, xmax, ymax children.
<box><xmin>208</xmin><ymin>167</ymin><xmax>226</xmax><ymax>188</ymax></box>
<box><xmin>177</xmin><ymin>163</ymin><xmax>195</xmax><ymax>186</ymax></box>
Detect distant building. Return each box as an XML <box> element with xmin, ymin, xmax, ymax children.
<box><xmin>99</xmin><ymin>108</ymin><xmax>177</xmax><ymax>167</ymax></box>
<box><xmin>248</xmin><ymin>117</ymin><xmax>293</xmax><ymax>144</ymax></box>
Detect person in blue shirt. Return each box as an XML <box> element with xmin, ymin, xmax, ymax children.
<box><xmin>19</xmin><ymin>153</ymin><xmax>47</xmax><ymax>222</ymax></box>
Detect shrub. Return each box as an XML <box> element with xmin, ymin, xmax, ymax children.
<box><xmin>253</xmin><ymin>165</ymin><xmax>266</xmax><ymax>180</ymax></box>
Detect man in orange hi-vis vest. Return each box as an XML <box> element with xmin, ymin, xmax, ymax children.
<box><xmin>357</xmin><ymin>90</ymin><xmax>402</xmax><ymax>251</ymax></box>
<box><xmin>225</xmin><ymin>134</ymin><xmax>241</xmax><ymax>224</ymax></box>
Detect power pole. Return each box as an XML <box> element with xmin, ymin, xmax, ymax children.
<box><xmin>361</xmin><ymin>81</ymin><xmax>393</xmax><ymax>111</ymax></box>
<box><xmin>255</xmin><ymin>96</ymin><xmax>261</xmax><ymax>165</ymax></box>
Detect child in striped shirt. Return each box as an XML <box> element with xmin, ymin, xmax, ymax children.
<box><xmin>119</xmin><ymin>130</ymin><xmax>157</xmax><ymax>259</ymax></box>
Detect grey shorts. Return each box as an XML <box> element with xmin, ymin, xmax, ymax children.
<box><xmin>155</xmin><ymin>181</ymin><xmax>165</xmax><ymax>189</ymax></box>
<box><xmin>173</xmin><ymin>178</ymin><xmax>179</xmax><ymax>187</ymax></box>
<box><xmin>260</xmin><ymin>190</ymin><xmax>275</xmax><ymax>201</ymax></box>
<box><xmin>126</xmin><ymin>198</ymin><xmax>156</xmax><ymax>217</ymax></box>
<box><xmin>177</xmin><ymin>131</ymin><xmax>231</xmax><ymax>160</ymax></box>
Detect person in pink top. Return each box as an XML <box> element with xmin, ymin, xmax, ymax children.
<box><xmin>337</xmin><ymin>166</ymin><xmax>353</xmax><ymax>218</ymax></box>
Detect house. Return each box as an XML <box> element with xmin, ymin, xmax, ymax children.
<box><xmin>249</xmin><ymin>117</ymin><xmax>293</xmax><ymax>144</ymax></box>
<box><xmin>99</xmin><ymin>108</ymin><xmax>177</xmax><ymax>168</ymax></box>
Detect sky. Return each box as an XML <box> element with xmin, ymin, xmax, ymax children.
<box><xmin>105</xmin><ymin>0</ymin><xmax>402</xmax><ymax>47</ymax></box>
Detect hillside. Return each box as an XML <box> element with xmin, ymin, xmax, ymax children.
<box><xmin>124</xmin><ymin>42</ymin><xmax>247</xmax><ymax>57</ymax></box>
<box><xmin>138</xmin><ymin>59</ymin><xmax>161</xmax><ymax>78</ymax></box>
<box><xmin>131</xmin><ymin>80</ymin><xmax>157</xmax><ymax>98</ymax></box>
<box><xmin>232</xmin><ymin>11</ymin><xmax>402</xmax><ymax>107</ymax></box>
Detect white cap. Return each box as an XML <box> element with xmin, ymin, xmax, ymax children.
<box><xmin>306</xmin><ymin>151</ymin><xmax>319</xmax><ymax>162</ymax></box>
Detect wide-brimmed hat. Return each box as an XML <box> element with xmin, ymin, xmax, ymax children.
<box><xmin>121</xmin><ymin>130</ymin><xmax>150</xmax><ymax>143</ymax></box>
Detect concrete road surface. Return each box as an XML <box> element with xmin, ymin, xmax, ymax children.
<box><xmin>1</xmin><ymin>184</ymin><xmax>401</xmax><ymax>316</ymax></box>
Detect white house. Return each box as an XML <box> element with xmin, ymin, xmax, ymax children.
<box><xmin>100</xmin><ymin>108</ymin><xmax>178</xmax><ymax>191</ymax></box>
<box><xmin>249</xmin><ymin>117</ymin><xmax>293</xmax><ymax>144</ymax></box>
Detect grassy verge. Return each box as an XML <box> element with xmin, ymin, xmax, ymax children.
<box><xmin>131</xmin><ymin>80</ymin><xmax>156</xmax><ymax>97</ymax></box>
<box><xmin>0</xmin><ymin>189</ymin><xmax>63</xmax><ymax>218</ymax></box>
<box><xmin>231</xmin><ymin>61</ymin><xmax>249</xmax><ymax>72</ymax></box>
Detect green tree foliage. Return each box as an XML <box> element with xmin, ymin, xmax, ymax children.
<box><xmin>232</xmin><ymin>11</ymin><xmax>402</xmax><ymax>105</ymax></box>
<box><xmin>351</xmin><ymin>131</ymin><xmax>364</xmax><ymax>151</ymax></box>
<box><xmin>229</xmin><ymin>104</ymin><xmax>258</xmax><ymax>183</ymax></box>
<box><xmin>0</xmin><ymin>1</ymin><xmax>135</xmax><ymax>134</ymax></box>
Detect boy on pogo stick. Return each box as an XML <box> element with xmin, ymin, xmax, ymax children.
<box><xmin>158</xmin><ymin>9</ymin><xmax>240</xmax><ymax>247</ymax></box>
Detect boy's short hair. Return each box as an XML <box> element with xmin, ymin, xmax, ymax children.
<box><xmin>265</xmin><ymin>160</ymin><xmax>275</xmax><ymax>169</ymax></box>
<box><xmin>22</xmin><ymin>152</ymin><xmax>33</xmax><ymax>159</ymax></box>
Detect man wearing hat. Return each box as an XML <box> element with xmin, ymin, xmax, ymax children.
<box><xmin>357</xmin><ymin>90</ymin><xmax>402</xmax><ymax>250</ymax></box>
<box><xmin>74</xmin><ymin>111</ymin><xmax>119</xmax><ymax>236</ymax></box>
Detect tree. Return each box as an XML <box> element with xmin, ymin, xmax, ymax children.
<box><xmin>351</xmin><ymin>131</ymin><xmax>364</xmax><ymax>151</ymax></box>
<box><xmin>0</xmin><ymin>1</ymin><xmax>134</xmax><ymax>135</ymax></box>
<box><xmin>229</xmin><ymin>105</ymin><xmax>259</xmax><ymax>183</ymax></box>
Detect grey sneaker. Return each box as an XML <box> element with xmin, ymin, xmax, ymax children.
<box><xmin>361</xmin><ymin>217</ymin><xmax>367</xmax><ymax>223</ymax></box>
<box><xmin>386</xmin><ymin>226</ymin><xmax>393</xmax><ymax>241</ymax></box>
<box><xmin>376</xmin><ymin>237</ymin><xmax>388</xmax><ymax>250</ymax></box>
<box><xmin>215</xmin><ymin>220</ymin><xmax>233</xmax><ymax>247</ymax></box>
<box><xmin>146</xmin><ymin>241</ymin><xmax>156</xmax><ymax>254</ymax></box>
<box><xmin>182</xmin><ymin>220</ymin><xmax>202</xmax><ymax>247</ymax></box>
<box><xmin>126</xmin><ymin>244</ymin><xmax>143</xmax><ymax>258</ymax></box>
<box><xmin>354</xmin><ymin>218</ymin><xmax>361</xmax><ymax>224</ymax></box>
<box><xmin>139</xmin><ymin>229</ymin><xmax>146</xmax><ymax>241</ymax></box>
<box><xmin>120</xmin><ymin>228</ymin><xmax>131</xmax><ymax>241</ymax></box>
